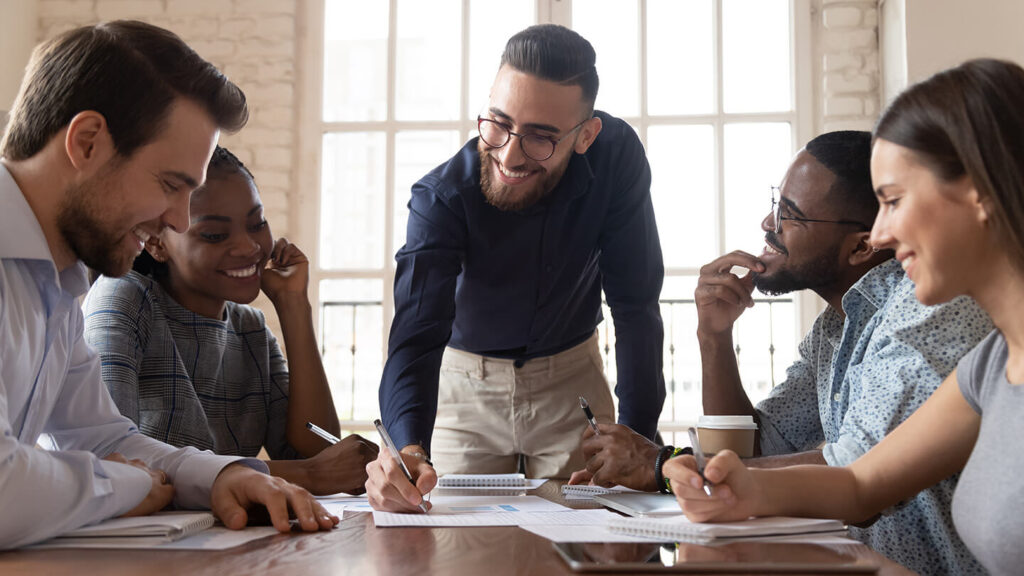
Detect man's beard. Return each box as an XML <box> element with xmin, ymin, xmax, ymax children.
<box><xmin>478</xmin><ymin>143</ymin><xmax>571</xmax><ymax>212</ymax></box>
<box><xmin>752</xmin><ymin>232</ymin><xmax>843</xmax><ymax>296</ymax></box>
<box><xmin>56</xmin><ymin>170</ymin><xmax>137</xmax><ymax>277</ymax></box>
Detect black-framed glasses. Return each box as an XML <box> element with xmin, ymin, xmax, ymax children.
<box><xmin>477</xmin><ymin>116</ymin><xmax>589</xmax><ymax>161</ymax></box>
<box><xmin>770</xmin><ymin>186</ymin><xmax>869</xmax><ymax>235</ymax></box>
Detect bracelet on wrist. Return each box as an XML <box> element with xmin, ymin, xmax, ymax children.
<box><xmin>654</xmin><ymin>445</ymin><xmax>675</xmax><ymax>494</ymax></box>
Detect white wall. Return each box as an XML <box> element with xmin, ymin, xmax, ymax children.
<box><xmin>31</xmin><ymin>0</ymin><xmax>304</xmax><ymax>337</ymax></box>
<box><xmin>0</xmin><ymin>0</ymin><xmax>38</xmax><ymax>124</ymax></box>
<box><xmin>881</xmin><ymin>0</ymin><xmax>1024</xmax><ymax>102</ymax></box>
<box><xmin>814</xmin><ymin>0</ymin><xmax>880</xmax><ymax>133</ymax></box>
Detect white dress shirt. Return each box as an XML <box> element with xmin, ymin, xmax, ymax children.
<box><xmin>0</xmin><ymin>164</ymin><xmax>267</xmax><ymax>549</ymax></box>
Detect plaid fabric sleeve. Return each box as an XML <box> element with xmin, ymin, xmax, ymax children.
<box><xmin>82</xmin><ymin>275</ymin><xmax>154</xmax><ymax>425</ymax></box>
<box><xmin>263</xmin><ymin>328</ymin><xmax>299</xmax><ymax>460</ymax></box>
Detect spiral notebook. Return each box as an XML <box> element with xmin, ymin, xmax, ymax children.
<box><xmin>438</xmin><ymin>473</ymin><xmax>530</xmax><ymax>487</ymax></box>
<box><xmin>609</xmin><ymin>515</ymin><xmax>846</xmax><ymax>544</ymax></box>
<box><xmin>561</xmin><ymin>484</ymin><xmax>639</xmax><ymax>500</ymax></box>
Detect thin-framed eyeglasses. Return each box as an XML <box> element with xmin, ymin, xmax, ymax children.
<box><xmin>771</xmin><ymin>185</ymin><xmax>869</xmax><ymax>235</ymax></box>
<box><xmin>477</xmin><ymin>116</ymin><xmax>590</xmax><ymax>161</ymax></box>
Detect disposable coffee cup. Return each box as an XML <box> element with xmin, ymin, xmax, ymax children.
<box><xmin>696</xmin><ymin>415</ymin><xmax>757</xmax><ymax>458</ymax></box>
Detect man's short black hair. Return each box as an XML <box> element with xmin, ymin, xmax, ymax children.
<box><xmin>500</xmin><ymin>24</ymin><xmax>599</xmax><ymax>113</ymax></box>
<box><xmin>805</xmin><ymin>130</ymin><xmax>876</xmax><ymax>225</ymax></box>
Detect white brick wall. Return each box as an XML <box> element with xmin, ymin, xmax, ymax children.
<box><xmin>37</xmin><ymin>0</ymin><xmax>300</xmax><ymax>335</ymax></box>
<box><xmin>814</xmin><ymin>0</ymin><xmax>880</xmax><ymax>133</ymax></box>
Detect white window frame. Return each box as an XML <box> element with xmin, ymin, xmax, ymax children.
<box><xmin>295</xmin><ymin>0</ymin><xmax>817</xmax><ymax>432</ymax></box>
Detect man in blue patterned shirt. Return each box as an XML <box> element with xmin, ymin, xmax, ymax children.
<box><xmin>573</xmin><ymin>131</ymin><xmax>991</xmax><ymax>575</ymax></box>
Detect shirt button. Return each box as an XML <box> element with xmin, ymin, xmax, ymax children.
<box><xmin>833</xmin><ymin>393</ymin><xmax>841</xmax><ymax>402</ymax></box>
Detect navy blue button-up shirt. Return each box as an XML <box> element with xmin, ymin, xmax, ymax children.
<box><xmin>380</xmin><ymin>111</ymin><xmax>666</xmax><ymax>452</ymax></box>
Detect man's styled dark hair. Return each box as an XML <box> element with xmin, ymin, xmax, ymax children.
<box><xmin>500</xmin><ymin>24</ymin><xmax>599</xmax><ymax>113</ymax></box>
<box><xmin>805</xmin><ymin>130</ymin><xmax>877</xmax><ymax>226</ymax></box>
<box><xmin>1</xmin><ymin>20</ymin><xmax>248</xmax><ymax>161</ymax></box>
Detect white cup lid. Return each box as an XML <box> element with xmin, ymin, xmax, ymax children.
<box><xmin>698</xmin><ymin>415</ymin><xmax>758</xmax><ymax>430</ymax></box>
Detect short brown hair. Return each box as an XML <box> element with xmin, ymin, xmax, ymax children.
<box><xmin>1</xmin><ymin>20</ymin><xmax>248</xmax><ymax>161</ymax></box>
<box><xmin>875</xmin><ymin>58</ymin><xmax>1024</xmax><ymax>271</ymax></box>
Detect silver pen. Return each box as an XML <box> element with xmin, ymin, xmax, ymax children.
<box><xmin>373</xmin><ymin>418</ymin><xmax>429</xmax><ymax>513</ymax></box>
<box><xmin>578</xmin><ymin>396</ymin><xmax>601</xmax><ymax>436</ymax></box>
<box><xmin>306</xmin><ymin>421</ymin><xmax>340</xmax><ymax>444</ymax></box>
<box><xmin>687</xmin><ymin>427</ymin><xmax>714</xmax><ymax>496</ymax></box>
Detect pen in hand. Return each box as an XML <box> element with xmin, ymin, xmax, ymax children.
<box><xmin>579</xmin><ymin>396</ymin><xmax>601</xmax><ymax>436</ymax></box>
<box><xmin>306</xmin><ymin>421</ymin><xmax>340</xmax><ymax>445</ymax></box>
<box><xmin>687</xmin><ymin>427</ymin><xmax>714</xmax><ymax>496</ymax></box>
<box><xmin>373</xmin><ymin>418</ymin><xmax>429</xmax><ymax>513</ymax></box>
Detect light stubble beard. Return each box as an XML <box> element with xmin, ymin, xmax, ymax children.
<box><xmin>56</xmin><ymin>170</ymin><xmax>138</xmax><ymax>278</ymax></box>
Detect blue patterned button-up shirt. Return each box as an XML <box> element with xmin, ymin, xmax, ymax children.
<box><xmin>756</xmin><ymin>258</ymin><xmax>992</xmax><ymax>575</ymax></box>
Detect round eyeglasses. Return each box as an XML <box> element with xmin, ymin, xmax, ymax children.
<box><xmin>477</xmin><ymin>116</ymin><xmax>589</xmax><ymax>162</ymax></box>
<box><xmin>770</xmin><ymin>186</ymin><xmax>869</xmax><ymax>235</ymax></box>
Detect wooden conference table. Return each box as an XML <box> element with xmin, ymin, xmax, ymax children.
<box><xmin>0</xmin><ymin>482</ymin><xmax>914</xmax><ymax>576</ymax></box>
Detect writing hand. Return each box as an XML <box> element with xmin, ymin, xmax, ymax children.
<box><xmin>576</xmin><ymin>423</ymin><xmax>661</xmax><ymax>491</ymax></box>
<box><xmin>365</xmin><ymin>446</ymin><xmax>437</xmax><ymax>513</ymax></box>
<box><xmin>663</xmin><ymin>449</ymin><xmax>760</xmax><ymax>522</ymax></box>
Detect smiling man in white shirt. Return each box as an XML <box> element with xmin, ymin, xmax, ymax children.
<box><xmin>0</xmin><ymin>20</ymin><xmax>337</xmax><ymax>549</ymax></box>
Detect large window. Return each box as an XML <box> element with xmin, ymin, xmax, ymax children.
<box><xmin>299</xmin><ymin>0</ymin><xmax>813</xmax><ymax>444</ymax></box>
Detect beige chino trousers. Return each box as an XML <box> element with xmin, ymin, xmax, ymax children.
<box><xmin>431</xmin><ymin>332</ymin><xmax>614</xmax><ymax>479</ymax></box>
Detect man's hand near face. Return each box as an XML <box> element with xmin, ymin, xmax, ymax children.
<box><xmin>568</xmin><ymin>423</ymin><xmax>662</xmax><ymax>491</ymax></box>
<box><xmin>694</xmin><ymin>251</ymin><xmax>765</xmax><ymax>339</ymax></box>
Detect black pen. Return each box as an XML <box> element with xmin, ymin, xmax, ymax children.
<box><xmin>579</xmin><ymin>396</ymin><xmax>601</xmax><ymax>436</ymax></box>
<box><xmin>687</xmin><ymin>427</ymin><xmax>714</xmax><ymax>496</ymax></box>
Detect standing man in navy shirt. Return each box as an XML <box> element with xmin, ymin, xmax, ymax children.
<box><xmin>366</xmin><ymin>24</ymin><xmax>665</xmax><ymax>511</ymax></box>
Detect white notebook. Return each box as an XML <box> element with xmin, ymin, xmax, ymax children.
<box><xmin>438</xmin><ymin>473</ymin><xmax>529</xmax><ymax>487</ymax></box>
<box><xmin>609</xmin><ymin>515</ymin><xmax>846</xmax><ymax>544</ymax></box>
<box><xmin>46</xmin><ymin>512</ymin><xmax>215</xmax><ymax>546</ymax></box>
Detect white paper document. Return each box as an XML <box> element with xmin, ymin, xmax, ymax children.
<box><xmin>372</xmin><ymin>495</ymin><xmax>610</xmax><ymax>527</ymax></box>
<box><xmin>316</xmin><ymin>495</ymin><xmax>373</xmax><ymax>517</ymax></box>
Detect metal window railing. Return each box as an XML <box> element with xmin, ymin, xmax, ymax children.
<box><xmin>319</xmin><ymin>296</ymin><xmax>794</xmax><ymax>441</ymax></box>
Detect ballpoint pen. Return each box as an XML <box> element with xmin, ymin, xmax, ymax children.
<box><xmin>579</xmin><ymin>396</ymin><xmax>601</xmax><ymax>436</ymax></box>
<box><xmin>306</xmin><ymin>421</ymin><xmax>340</xmax><ymax>444</ymax></box>
<box><xmin>373</xmin><ymin>418</ymin><xmax>429</xmax><ymax>513</ymax></box>
<box><xmin>687</xmin><ymin>427</ymin><xmax>714</xmax><ymax>496</ymax></box>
